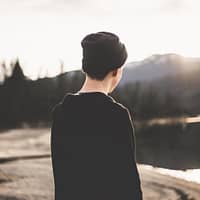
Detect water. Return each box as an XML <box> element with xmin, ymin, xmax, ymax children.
<box><xmin>137</xmin><ymin>115</ymin><xmax>200</xmax><ymax>126</ymax></box>
<box><xmin>135</xmin><ymin>115</ymin><xmax>200</xmax><ymax>170</ymax></box>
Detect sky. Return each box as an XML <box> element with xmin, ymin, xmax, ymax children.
<box><xmin>0</xmin><ymin>0</ymin><xmax>200</xmax><ymax>79</ymax></box>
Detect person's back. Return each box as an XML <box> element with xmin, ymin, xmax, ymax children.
<box><xmin>51</xmin><ymin>31</ymin><xmax>143</xmax><ymax>199</ymax></box>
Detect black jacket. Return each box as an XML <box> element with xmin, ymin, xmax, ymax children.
<box><xmin>51</xmin><ymin>92</ymin><xmax>143</xmax><ymax>200</ymax></box>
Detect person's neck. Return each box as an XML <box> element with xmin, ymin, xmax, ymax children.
<box><xmin>79</xmin><ymin>77</ymin><xmax>110</xmax><ymax>95</ymax></box>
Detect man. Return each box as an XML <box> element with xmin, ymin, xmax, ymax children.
<box><xmin>51</xmin><ymin>31</ymin><xmax>143</xmax><ymax>200</ymax></box>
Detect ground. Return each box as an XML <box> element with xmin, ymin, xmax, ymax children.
<box><xmin>0</xmin><ymin>128</ymin><xmax>199</xmax><ymax>200</ymax></box>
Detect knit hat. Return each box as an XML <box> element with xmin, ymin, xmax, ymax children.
<box><xmin>81</xmin><ymin>31</ymin><xmax>128</xmax><ymax>75</ymax></box>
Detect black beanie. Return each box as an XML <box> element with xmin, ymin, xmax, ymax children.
<box><xmin>81</xmin><ymin>31</ymin><xmax>128</xmax><ymax>75</ymax></box>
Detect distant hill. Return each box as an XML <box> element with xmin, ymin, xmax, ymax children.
<box><xmin>1</xmin><ymin>54</ymin><xmax>200</xmax><ymax>129</ymax></box>
<box><xmin>119</xmin><ymin>53</ymin><xmax>200</xmax><ymax>85</ymax></box>
<box><xmin>63</xmin><ymin>54</ymin><xmax>200</xmax><ymax>116</ymax></box>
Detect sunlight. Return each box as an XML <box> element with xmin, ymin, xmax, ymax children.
<box><xmin>186</xmin><ymin>116</ymin><xmax>200</xmax><ymax>124</ymax></box>
<box><xmin>141</xmin><ymin>164</ymin><xmax>200</xmax><ymax>184</ymax></box>
<box><xmin>0</xmin><ymin>1</ymin><xmax>200</xmax><ymax>76</ymax></box>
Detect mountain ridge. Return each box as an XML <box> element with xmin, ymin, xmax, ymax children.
<box><xmin>119</xmin><ymin>53</ymin><xmax>200</xmax><ymax>85</ymax></box>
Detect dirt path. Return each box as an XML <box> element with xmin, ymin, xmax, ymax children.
<box><xmin>0</xmin><ymin>128</ymin><xmax>199</xmax><ymax>200</ymax></box>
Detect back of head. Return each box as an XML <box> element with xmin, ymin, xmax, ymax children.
<box><xmin>81</xmin><ymin>31</ymin><xmax>128</xmax><ymax>80</ymax></box>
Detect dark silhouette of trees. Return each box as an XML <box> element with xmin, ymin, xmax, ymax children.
<box><xmin>0</xmin><ymin>58</ymin><xmax>199</xmax><ymax>129</ymax></box>
<box><xmin>0</xmin><ymin>60</ymin><xmax>85</xmax><ymax>129</ymax></box>
<box><xmin>9</xmin><ymin>59</ymin><xmax>25</xmax><ymax>80</ymax></box>
<box><xmin>1</xmin><ymin>60</ymin><xmax>27</xmax><ymax>127</ymax></box>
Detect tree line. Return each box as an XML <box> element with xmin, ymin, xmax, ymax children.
<box><xmin>0</xmin><ymin>59</ymin><xmax>199</xmax><ymax>129</ymax></box>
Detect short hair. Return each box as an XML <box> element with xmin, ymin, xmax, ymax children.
<box><xmin>81</xmin><ymin>31</ymin><xmax>128</xmax><ymax>80</ymax></box>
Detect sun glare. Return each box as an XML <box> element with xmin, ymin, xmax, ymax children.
<box><xmin>0</xmin><ymin>1</ymin><xmax>200</xmax><ymax>77</ymax></box>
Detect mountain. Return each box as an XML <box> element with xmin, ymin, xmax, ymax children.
<box><xmin>119</xmin><ymin>53</ymin><xmax>200</xmax><ymax>86</ymax></box>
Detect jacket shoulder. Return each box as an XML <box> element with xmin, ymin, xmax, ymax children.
<box><xmin>110</xmin><ymin>100</ymin><xmax>130</xmax><ymax>115</ymax></box>
<box><xmin>50</xmin><ymin>93</ymin><xmax>74</xmax><ymax>119</ymax></box>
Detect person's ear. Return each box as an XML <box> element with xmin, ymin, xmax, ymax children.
<box><xmin>112</xmin><ymin>69</ymin><xmax>118</xmax><ymax>77</ymax></box>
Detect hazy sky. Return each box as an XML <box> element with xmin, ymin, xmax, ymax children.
<box><xmin>0</xmin><ymin>0</ymin><xmax>200</xmax><ymax>79</ymax></box>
